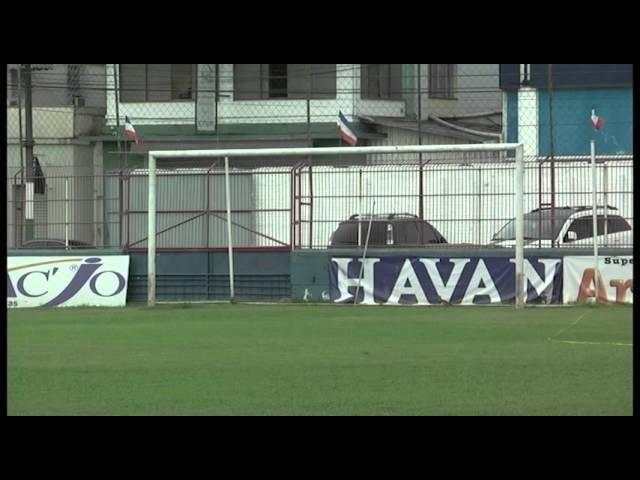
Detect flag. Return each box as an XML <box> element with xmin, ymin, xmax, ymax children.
<box><xmin>124</xmin><ymin>116</ymin><xmax>139</xmax><ymax>144</ymax></box>
<box><xmin>591</xmin><ymin>109</ymin><xmax>604</xmax><ymax>130</ymax></box>
<box><xmin>337</xmin><ymin>111</ymin><xmax>358</xmax><ymax>146</ymax></box>
<box><xmin>34</xmin><ymin>156</ymin><xmax>46</xmax><ymax>194</ymax></box>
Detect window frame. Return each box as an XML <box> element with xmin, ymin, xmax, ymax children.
<box><xmin>8</xmin><ymin>67</ymin><xmax>19</xmax><ymax>106</ymax></box>
<box><xmin>360</xmin><ymin>64</ymin><xmax>403</xmax><ymax>101</ymax></box>
<box><xmin>428</xmin><ymin>64</ymin><xmax>456</xmax><ymax>99</ymax></box>
<box><xmin>119</xmin><ymin>64</ymin><xmax>196</xmax><ymax>103</ymax></box>
<box><xmin>234</xmin><ymin>64</ymin><xmax>337</xmax><ymax>101</ymax></box>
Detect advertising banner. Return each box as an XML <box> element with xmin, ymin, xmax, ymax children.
<box><xmin>330</xmin><ymin>256</ymin><xmax>562</xmax><ymax>305</ymax></box>
<box><xmin>563</xmin><ymin>256</ymin><xmax>633</xmax><ymax>304</ymax></box>
<box><xmin>7</xmin><ymin>256</ymin><xmax>130</xmax><ymax>308</ymax></box>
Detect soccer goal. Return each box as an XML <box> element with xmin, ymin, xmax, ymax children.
<box><xmin>145</xmin><ymin>143</ymin><xmax>525</xmax><ymax>307</ymax></box>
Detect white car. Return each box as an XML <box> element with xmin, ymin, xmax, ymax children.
<box><xmin>491</xmin><ymin>206</ymin><xmax>633</xmax><ymax>248</ymax></box>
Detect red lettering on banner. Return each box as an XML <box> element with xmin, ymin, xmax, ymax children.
<box><xmin>609</xmin><ymin>279</ymin><xmax>633</xmax><ymax>304</ymax></box>
<box><xmin>576</xmin><ymin>268</ymin><xmax>608</xmax><ymax>304</ymax></box>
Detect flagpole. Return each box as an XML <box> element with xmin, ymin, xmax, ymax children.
<box><xmin>590</xmin><ymin>138</ymin><xmax>599</xmax><ymax>302</ymax></box>
<box><xmin>113</xmin><ymin>65</ymin><xmax>123</xmax><ymax>170</ymax></box>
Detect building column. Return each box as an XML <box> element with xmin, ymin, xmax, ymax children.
<box><xmin>517</xmin><ymin>86</ymin><xmax>538</xmax><ymax>157</ymax></box>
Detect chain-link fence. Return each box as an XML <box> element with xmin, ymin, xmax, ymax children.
<box><xmin>7</xmin><ymin>155</ymin><xmax>632</xmax><ymax>251</ymax></box>
<box><xmin>6</xmin><ymin>166</ymin><xmax>118</xmax><ymax>249</ymax></box>
<box><xmin>7</xmin><ymin>64</ymin><xmax>633</xmax><ymax>252</ymax></box>
<box><xmin>102</xmin><ymin>64</ymin><xmax>507</xmax><ymax>138</ymax></box>
<box><xmin>296</xmin><ymin>156</ymin><xmax>633</xmax><ymax>249</ymax></box>
<box><xmin>8</xmin><ymin>64</ymin><xmax>631</xmax><ymax>140</ymax></box>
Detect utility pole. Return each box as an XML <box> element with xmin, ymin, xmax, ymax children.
<box><xmin>113</xmin><ymin>64</ymin><xmax>123</xmax><ymax>169</ymax></box>
<box><xmin>418</xmin><ymin>64</ymin><xmax>424</xmax><ymax>223</ymax></box>
<box><xmin>548</xmin><ymin>64</ymin><xmax>556</xmax><ymax>247</ymax></box>
<box><xmin>307</xmin><ymin>64</ymin><xmax>313</xmax><ymax>248</ymax></box>
<box><xmin>22</xmin><ymin>64</ymin><xmax>35</xmax><ymax>241</ymax></box>
<box><xmin>23</xmin><ymin>64</ymin><xmax>34</xmax><ymax>180</ymax></box>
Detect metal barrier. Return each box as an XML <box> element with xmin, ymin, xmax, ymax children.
<box><xmin>7</xmin><ymin>157</ymin><xmax>633</xmax><ymax>251</ymax></box>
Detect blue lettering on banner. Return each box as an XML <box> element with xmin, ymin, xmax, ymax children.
<box><xmin>329</xmin><ymin>257</ymin><xmax>562</xmax><ymax>305</ymax></box>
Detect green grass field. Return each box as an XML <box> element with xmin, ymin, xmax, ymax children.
<box><xmin>8</xmin><ymin>304</ymin><xmax>633</xmax><ymax>416</ymax></box>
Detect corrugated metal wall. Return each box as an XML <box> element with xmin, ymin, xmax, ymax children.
<box><xmin>106</xmin><ymin>169</ymin><xmax>258</xmax><ymax>248</ymax></box>
<box><xmin>297</xmin><ymin>160</ymin><xmax>633</xmax><ymax>248</ymax></box>
<box><xmin>102</xmin><ymin>160</ymin><xmax>633</xmax><ymax>250</ymax></box>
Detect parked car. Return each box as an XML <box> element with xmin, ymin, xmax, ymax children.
<box><xmin>329</xmin><ymin>214</ymin><xmax>447</xmax><ymax>248</ymax></box>
<box><xmin>18</xmin><ymin>238</ymin><xmax>95</xmax><ymax>249</ymax></box>
<box><xmin>490</xmin><ymin>206</ymin><xmax>633</xmax><ymax>248</ymax></box>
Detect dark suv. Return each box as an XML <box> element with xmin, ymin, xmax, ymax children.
<box><xmin>329</xmin><ymin>214</ymin><xmax>447</xmax><ymax>248</ymax></box>
<box><xmin>18</xmin><ymin>238</ymin><xmax>95</xmax><ymax>249</ymax></box>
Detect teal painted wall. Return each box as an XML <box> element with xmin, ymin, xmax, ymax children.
<box><xmin>290</xmin><ymin>250</ymin><xmax>334</xmax><ymax>302</ymax></box>
<box><xmin>538</xmin><ymin>88</ymin><xmax>632</xmax><ymax>155</ymax></box>
<box><xmin>127</xmin><ymin>251</ymin><xmax>290</xmax><ymax>302</ymax></box>
<box><xmin>402</xmin><ymin>64</ymin><xmax>416</xmax><ymax>117</ymax></box>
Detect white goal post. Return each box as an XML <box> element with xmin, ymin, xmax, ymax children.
<box><xmin>146</xmin><ymin>143</ymin><xmax>525</xmax><ymax>307</ymax></box>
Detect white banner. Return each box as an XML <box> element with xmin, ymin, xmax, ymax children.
<box><xmin>7</xmin><ymin>256</ymin><xmax>130</xmax><ymax>308</ymax></box>
<box><xmin>563</xmin><ymin>256</ymin><xmax>633</xmax><ymax>304</ymax></box>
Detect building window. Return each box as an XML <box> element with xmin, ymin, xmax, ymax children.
<box><xmin>429</xmin><ymin>64</ymin><xmax>455</xmax><ymax>99</ymax></box>
<box><xmin>360</xmin><ymin>64</ymin><xmax>402</xmax><ymax>100</ymax></box>
<box><xmin>234</xmin><ymin>64</ymin><xmax>337</xmax><ymax>100</ymax></box>
<box><xmin>8</xmin><ymin>67</ymin><xmax>19</xmax><ymax>106</ymax></box>
<box><xmin>268</xmin><ymin>64</ymin><xmax>288</xmax><ymax>98</ymax></box>
<box><xmin>119</xmin><ymin>64</ymin><xmax>195</xmax><ymax>102</ymax></box>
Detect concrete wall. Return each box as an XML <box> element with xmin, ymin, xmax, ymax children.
<box><xmin>455</xmin><ymin>64</ymin><xmax>502</xmax><ymax>115</ymax></box>
<box><xmin>538</xmin><ymin>88</ymin><xmax>632</xmax><ymax>156</ymax></box>
<box><xmin>6</xmin><ymin>143</ymin><xmax>101</xmax><ymax>247</ymax></box>
<box><xmin>7</xmin><ymin>64</ymin><xmax>106</xmax><ymax>110</ymax></box>
<box><xmin>418</xmin><ymin>64</ymin><xmax>502</xmax><ymax>118</ymax></box>
<box><xmin>106</xmin><ymin>64</ymin><xmax>406</xmax><ymax>128</ymax></box>
<box><xmin>126</xmin><ymin>251</ymin><xmax>291</xmax><ymax>302</ymax></box>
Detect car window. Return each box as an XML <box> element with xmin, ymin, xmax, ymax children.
<box><xmin>420</xmin><ymin>221</ymin><xmax>446</xmax><ymax>243</ymax></box>
<box><xmin>331</xmin><ymin>219</ymin><xmax>447</xmax><ymax>247</ymax></box>
<box><xmin>367</xmin><ymin>222</ymin><xmax>389</xmax><ymax>246</ymax></box>
<box><xmin>564</xmin><ymin>215</ymin><xmax>631</xmax><ymax>242</ymax></box>
<box><xmin>396</xmin><ymin>221</ymin><xmax>420</xmax><ymax>245</ymax></box>
<box><xmin>331</xmin><ymin>221</ymin><xmax>389</xmax><ymax>246</ymax></box>
<box><xmin>20</xmin><ymin>239</ymin><xmax>94</xmax><ymax>249</ymax></box>
<box><xmin>21</xmin><ymin>240</ymin><xmax>61</xmax><ymax>249</ymax></box>
<box><xmin>331</xmin><ymin>222</ymin><xmax>358</xmax><ymax>245</ymax></box>
<box><xmin>564</xmin><ymin>218</ymin><xmax>592</xmax><ymax>242</ymax></box>
<box><xmin>606</xmin><ymin>215</ymin><xmax>632</xmax><ymax>234</ymax></box>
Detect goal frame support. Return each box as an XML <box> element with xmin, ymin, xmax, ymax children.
<box><xmin>146</xmin><ymin>143</ymin><xmax>525</xmax><ymax>308</ymax></box>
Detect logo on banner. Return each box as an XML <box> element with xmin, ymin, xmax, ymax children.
<box><xmin>564</xmin><ymin>256</ymin><xmax>633</xmax><ymax>304</ymax></box>
<box><xmin>7</xmin><ymin>257</ymin><xmax>128</xmax><ymax>307</ymax></box>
